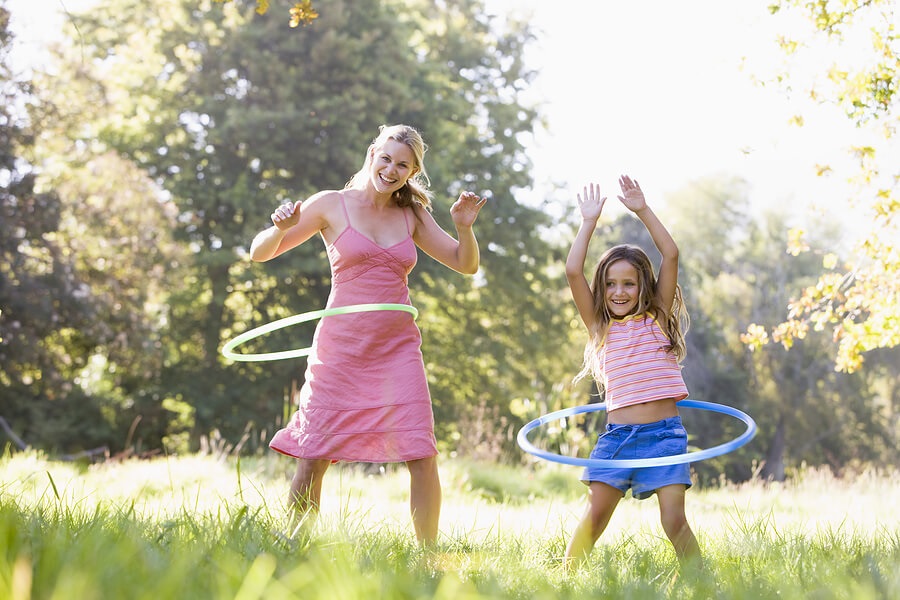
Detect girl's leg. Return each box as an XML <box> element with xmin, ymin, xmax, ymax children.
<box><xmin>406</xmin><ymin>455</ymin><xmax>442</xmax><ymax>545</ymax></box>
<box><xmin>656</xmin><ymin>484</ymin><xmax>702</xmax><ymax>568</ymax></box>
<box><xmin>288</xmin><ymin>458</ymin><xmax>331</xmax><ymax>532</ymax></box>
<box><xmin>565</xmin><ymin>482</ymin><xmax>622</xmax><ymax>567</ymax></box>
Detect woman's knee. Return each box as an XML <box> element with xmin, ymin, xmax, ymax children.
<box><xmin>406</xmin><ymin>455</ymin><xmax>439</xmax><ymax>476</ymax></box>
<box><xmin>293</xmin><ymin>458</ymin><xmax>330</xmax><ymax>483</ymax></box>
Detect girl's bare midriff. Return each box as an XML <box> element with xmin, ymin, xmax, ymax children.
<box><xmin>606</xmin><ymin>397</ymin><xmax>679</xmax><ymax>425</ymax></box>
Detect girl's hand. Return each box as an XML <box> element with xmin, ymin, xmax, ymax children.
<box><xmin>271</xmin><ymin>200</ymin><xmax>301</xmax><ymax>231</ymax></box>
<box><xmin>577</xmin><ymin>183</ymin><xmax>606</xmax><ymax>222</ymax></box>
<box><xmin>617</xmin><ymin>175</ymin><xmax>647</xmax><ymax>212</ymax></box>
<box><xmin>450</xmin><ymin>191</ymin><xmax>488</xmax><ymax>229</ymax></box>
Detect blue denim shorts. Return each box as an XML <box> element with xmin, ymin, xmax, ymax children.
<box><xmin>581</xmin><ymin>416</ymin><xmax>692</xmax><ymax>500</ymax></box>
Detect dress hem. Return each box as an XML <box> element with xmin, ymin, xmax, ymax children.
<box><xmin>268</xmin><ymin>444</ymin><xmax>439</xmax><ymax>464</ymax></box>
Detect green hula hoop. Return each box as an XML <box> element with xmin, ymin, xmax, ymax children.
<box><xmin>221</xmin><ymin>303</ymin><xmax>419</xmax><ymax>362</ymax></box>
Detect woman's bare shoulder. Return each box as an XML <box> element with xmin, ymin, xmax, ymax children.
<box><xmin>304</xmin><ymin>189</ymin><xmax>343</xmax><ymax>206</ymax></box>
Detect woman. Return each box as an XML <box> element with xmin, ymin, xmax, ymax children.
<box><xmin>249</xmin><ymin>124</ymin><xmax>487</xmax><ymax>545</ymax></box>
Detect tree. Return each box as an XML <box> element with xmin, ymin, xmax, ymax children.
<box><xmin>38</xmin><ymin>0</ymin><xmax>573</xmax><ymax>456</ymax></box>
<box><xmin>744</xmin><ymin>0</ymin><xmax>899</xmax><ymax>372</ymax></box>
<box><xmin>664</xmin><ymin>177</ymin><xmax>894</xmax><ymax>480</ymax></box>
<box><xmin>1</xmin><ymin>3</ymin><xmax>154</xmax><ymax>452</ymax></box>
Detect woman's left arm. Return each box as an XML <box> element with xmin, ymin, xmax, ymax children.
<box><xmin>413</xmin><ymin>191</ymin><xmax>487</xmax><ymax>274</ymax></box>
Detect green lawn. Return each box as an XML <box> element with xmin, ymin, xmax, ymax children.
<box><xmin>2</xmin><ymin>450</ymin><xmax>897</xmax><ymax>599</ymax></box>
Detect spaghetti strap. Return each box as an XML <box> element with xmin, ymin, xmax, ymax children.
<box><xmin>403</xmin><ymin>206</ymin><xmax>413</xmax><ymax>237</ymax></box>
<box><xmin>338</xmin><ymin>191</ymin><xmax>352</xmax><ymax>226</ymax></box>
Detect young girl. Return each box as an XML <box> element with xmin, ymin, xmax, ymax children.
<box><xmin>249</xmin><ymin>124</ymin><xmax>487</xmax><ymax>545</ymax></box>
<box><xmin>564</xmin><ymin>175</ymin><xmax>701</xmax><ymax>568</ymax></box>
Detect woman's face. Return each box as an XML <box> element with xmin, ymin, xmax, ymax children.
<box><xmin>369</xmin><ymin>138</ymin><xmax>417</xmax><ymax>195</ymax></box>
<box><xmin>604</xmin><ymin>259</ymin><xmax>640</xmax><ymax>317</ymax></box>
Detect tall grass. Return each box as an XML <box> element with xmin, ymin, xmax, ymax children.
<box><xmin>1</xmin><ymin>450</ymin><xmax>897</xmax><ymax>599</ymax></box>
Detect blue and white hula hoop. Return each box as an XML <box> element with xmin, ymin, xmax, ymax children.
<box><xmin>517</xmin><ymin>400</ymin><xmax>757</xmax><ymax>468</ymax></box>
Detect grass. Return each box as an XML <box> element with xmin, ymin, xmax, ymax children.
<box><xmin>1</xmin><ymin>450</ymin><xmax>898</xmax><ymax>599</ymax></box>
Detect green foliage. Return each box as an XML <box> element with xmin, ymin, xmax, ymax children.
<box><xmin>756</xmin><ymin>0</ymin><xmax>900</xmax><ymax>372</ymax></box>
<box><xmin>4</xmin><ymin>0</ymin><xmax>898</xmax><ymax>481</ymax></box>
<box><xmin>17</xmin><ymin>0</ymin><xmax>572</xmax><ymax>456</ymax></box>
<box><xmin>1</xmin><ymin>5</ymin><xmax>124</xmax><ymax>452</ymax></box>
<box><xmin>660</xmin><ymin>177</ymin><xmax>897</xmax><ymax>481</ymax></box>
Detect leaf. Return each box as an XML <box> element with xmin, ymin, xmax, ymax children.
<box><xmin>786</xmin><ymin>227</ymin><xmax>809</xmax><ymax>256</ymax></box>
<box><xmin>289</xmin><ymin>0</ymin><xmax>319</xmax><ymax>28</ymax></box>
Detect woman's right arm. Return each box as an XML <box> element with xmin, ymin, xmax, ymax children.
<box><xmin>249</xmin><ymin>191</ymin><xmax>332</xmax><ymax>262</ymax></box>
<box><xmin>565</xmin><ymin>183</ymin><xmax>606</xmax><ymax>331</ymax></box>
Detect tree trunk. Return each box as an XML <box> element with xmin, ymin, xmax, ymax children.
<box><xmin>203</xmin><ymin>262</ymin><xmax>230</xmax><ymax>370</ymax></box>
<box><xmin>761</xmin><ymin>413</ymin><xmax>786</xmax><ymax>481</ymax></box>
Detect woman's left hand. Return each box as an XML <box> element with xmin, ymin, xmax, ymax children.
<box><xmin>450</xmin><ymin>191</ymin><xmax>488</xmax><ymax>228</ymax></box>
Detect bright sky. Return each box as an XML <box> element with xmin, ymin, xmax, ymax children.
<box><xmin>8</xmin><ymin>0</ymin><xmax>873</xmax><ymax>236</ymax></box>
<box><xmin>486</xmin><ymin>0</ymin><xmax>870</xmax><ymax>233</ymax></box>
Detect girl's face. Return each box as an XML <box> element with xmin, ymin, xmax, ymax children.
<box><xmin>604</xmin><ymin>259</ymin><xmax>640</xmax><ymax>317</ymax></box>
<box><xmin>369</xmin><ymin>138</ymin><xmax>417</xmax><ymax>195</ymax></box>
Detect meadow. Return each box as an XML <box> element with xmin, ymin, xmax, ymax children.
<box><xmin>1</xmin><ymin>449</ymin><xmax>898</xmax><ymax>599</ymax></box>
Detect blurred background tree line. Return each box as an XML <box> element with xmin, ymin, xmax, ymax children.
<box><xmin>1</xmin><ymin>0</ymin><xmax>896</xmax><ymax>482</ymax></box>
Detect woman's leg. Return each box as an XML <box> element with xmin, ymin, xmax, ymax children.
<box><xmin>406</xmin><ymin>455</ymin><xmax>441</xmax><ymax>545</ymax></box>
<box><xmin>288</xmin><ymin>458</ymin><xmax>331</xmax><ymax>532</ymax></box>
<box><xmin>565</xmin><ymin>482</ymin><xmax>622</xmax><ymax>567</ymax></box>
<box><xmin>656</xmin><ymin>484</ymin><xmax>702</xmax><ymax>568</ymax></box>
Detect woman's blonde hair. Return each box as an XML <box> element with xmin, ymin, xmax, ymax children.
<box><xmin>345</xmin><ymin>124</ymin><xmax>433</xmax><ymax>213</ymax></box>
<box><xmin>577</xmin><ymin>244</ymin><xmax>689</xmax><ymax>383</ymax></box>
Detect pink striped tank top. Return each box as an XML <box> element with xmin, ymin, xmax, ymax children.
<box><xmin>598</xmin><ymin>313</ymin><xmax>688</xmax><ymax>412</ymax></box>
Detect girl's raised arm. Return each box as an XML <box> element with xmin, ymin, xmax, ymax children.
<box><xmin>566</xmin><ymin>183</ymin><xmax>607</xmax><ymax>331</ymax></box>
<box><xmin>617</xmin><ymin>176</ymin><xmax>679</xmax><ymax>311</ymax></box>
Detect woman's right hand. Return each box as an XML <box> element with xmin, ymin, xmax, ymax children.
<box><xmin>577</xmin><ymin>183</ymin><xmax>606</xmax><ymax>222</ymax></box>
<box><xmin>271</xmin><ymin>200</ymin><xmax>301</xmax><ymax>231</ymax></box>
